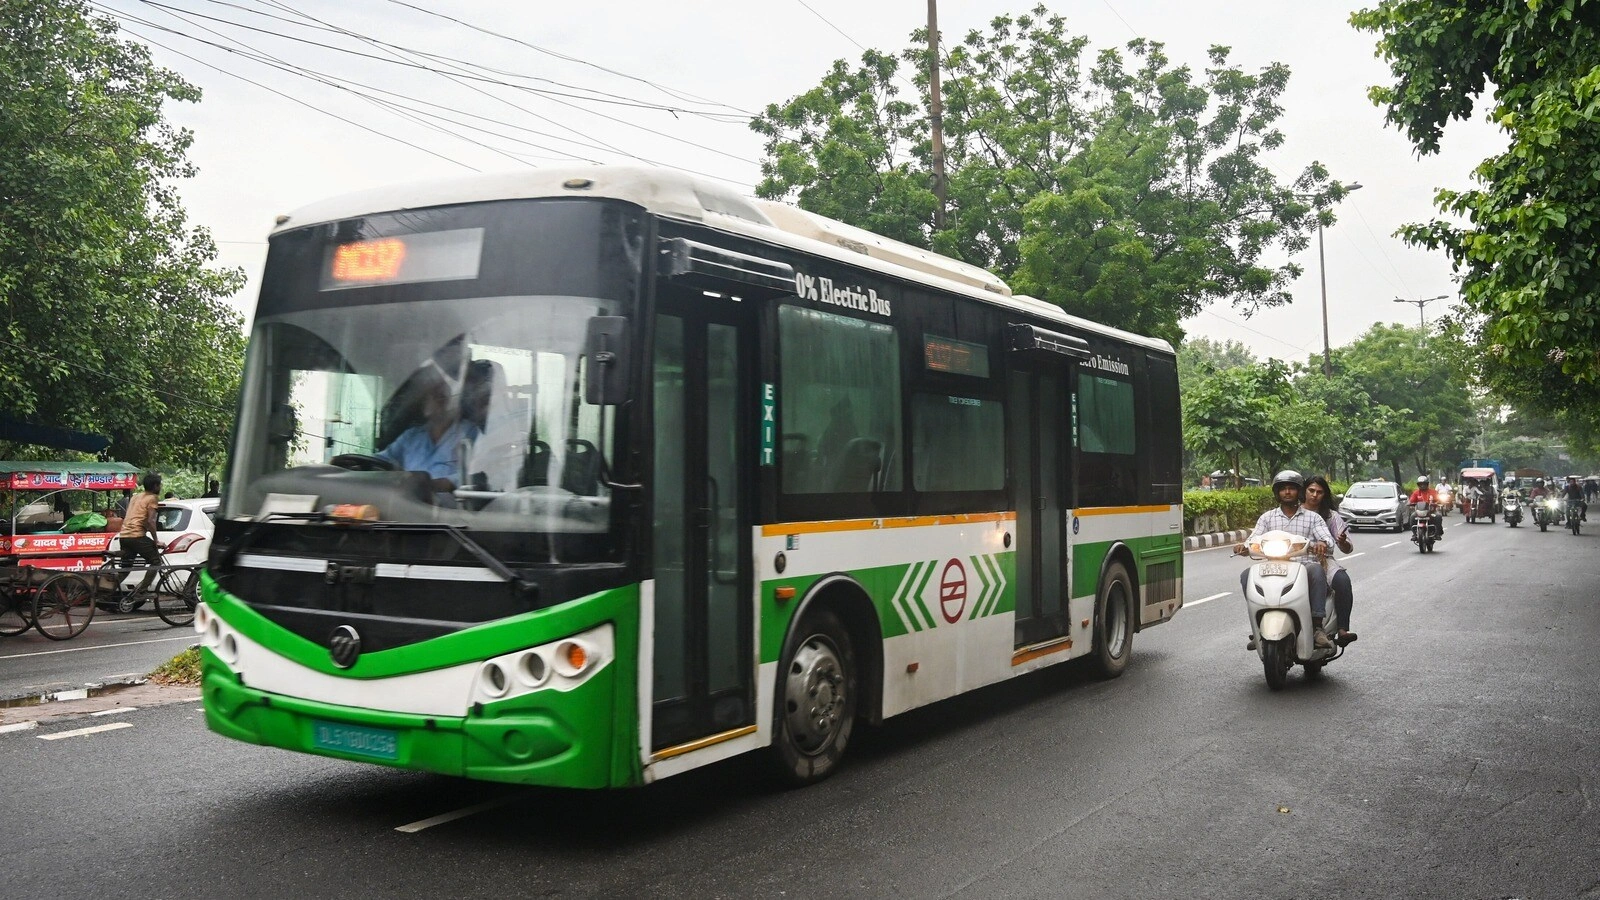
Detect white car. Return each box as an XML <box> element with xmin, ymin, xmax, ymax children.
<box><xmin>1339</xmin><ymin>480</ymin><xmax>1415</xmax><ymax>532</ymax></box>
<box><xmin>108</xmin><ymin>498</ymin><xmax>219</xmax><ymax>592</ymax></box>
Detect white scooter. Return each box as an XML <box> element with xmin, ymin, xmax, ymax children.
<box><xmin>1238</xmin><ymin>530</ymin><xmax>1344</xmax><ymax>690</ymax></box>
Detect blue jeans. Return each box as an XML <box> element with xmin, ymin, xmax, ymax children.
<box><xmin>1241</xmin><ymin>561</ymin><xmax>1329</xmax><ymax>618</ymax></box>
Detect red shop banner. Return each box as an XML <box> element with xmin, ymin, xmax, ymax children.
<box><xmin>3</xmin><ymin>471</ymin><xmax>139</xmax><ymax>491</ymax></box>
<box><xmin>19</xmin><ymin>556</ymin><xmax>104</xmax><ymax>573</ymax></box>
<box><xmin>0</xmin><ymin>532</ymin><xmax>115</xmax><ymax>556</ymax></box>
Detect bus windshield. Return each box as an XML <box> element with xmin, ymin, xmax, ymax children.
<box><xmin>225</xmin><ymin>293</ymin><xmax>623</xmax><ymax>551</ymax></box>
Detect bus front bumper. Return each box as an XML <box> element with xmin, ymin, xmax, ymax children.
<box><xmin>201</xmin><ymin>647</ymin><xmax>622</xmax><ymax>788</ymax></box>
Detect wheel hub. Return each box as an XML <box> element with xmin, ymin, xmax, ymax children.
<box><xmin>784</xmin><ymin>636</ymin><xmax>846</xmax><ymax>755</ymax></box>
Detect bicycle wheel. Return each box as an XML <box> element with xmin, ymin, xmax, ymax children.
<box><xmin>33</xmin><ymin>573</ymin><xmax>95</xmax><ymax>640</ymax></box>
<box><xmin>153</xmin><ymin>567</ymin><xmax>199</xmax><ymax>627</ymax></box>
<box><xmin>0</xmin><ymin>583</ymin><xmax>33</xmax><ymax>637</ymax></box>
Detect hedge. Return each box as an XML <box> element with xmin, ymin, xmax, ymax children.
<box><xmin>1180</xmin><ymin>481</ymin><xmax>1351</xmax><ymax>535</ymax></box>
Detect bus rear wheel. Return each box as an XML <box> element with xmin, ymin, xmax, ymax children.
<box><xmin>1090</xmin><ymin>562</ymin><xmax>1134</xmax><ymax>679</ymax></box>
<box><xmin>771</xmin><ymin>607</ymin><xmax>857</xmax><ymax>786</ymax></box>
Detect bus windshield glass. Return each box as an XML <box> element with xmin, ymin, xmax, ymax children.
<box><xmin>227</xmin><ymin>295</ymin><xmax>622</xmax><ymax>541</ymax></box>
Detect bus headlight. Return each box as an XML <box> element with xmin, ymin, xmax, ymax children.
<box><xmin>479</xmin><ymin>661</ymin><xmax>510</xmax><ymax>698</ymax></box>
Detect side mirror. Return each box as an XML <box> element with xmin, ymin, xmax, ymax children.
<box><xmin>584</xmin><ymin>316</ymin><xmax>631</xmax><ymax>405</ymax></box>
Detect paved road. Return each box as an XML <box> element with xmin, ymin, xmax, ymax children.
<box><xmin>0</xmin><ymin>608</ymin><xmax>196</xmax><ymax>698</ymax></box>
<box><xmin>3</xmin><ymin>515</ymin><xmax>1596</xmax><ymax>898</ymax></box>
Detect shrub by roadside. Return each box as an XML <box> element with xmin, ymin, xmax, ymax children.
<box><xmin>150</xmin><ymin>646</ymin><xmax>201</xmax><ymax>686</ymax></box>
<box><xmin>1182</xmin><ymin>481</ymin><xmax>1349</xmax><ymax>534</ymax></box>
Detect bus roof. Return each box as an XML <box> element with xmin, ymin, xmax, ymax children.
<box><xmin>273</xmin><ymin>166</ymin><xmax>1174</xmax><ymax>355</ymax></box>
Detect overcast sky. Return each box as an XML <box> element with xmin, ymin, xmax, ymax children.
<box><xmin>92</xmin><ymin>0</ymin><xmax>1507</xmax><ymax>363</ymax></box>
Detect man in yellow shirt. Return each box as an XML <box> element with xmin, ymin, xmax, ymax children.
<box><xmin>116</xmin><ymin>473</ymin><xmax>163</xmax><ymax>591</ymax></box>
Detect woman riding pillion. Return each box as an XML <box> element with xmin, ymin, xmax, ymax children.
<box><xmin>1303</xmin><ymin>474</ymin><xmax>1358</xmax><ymax>646</ymax></box>
<box><xmin>1234</xmin><ymin>471</ymin><xmax>1336</xmax><ymax>650</ymax></box>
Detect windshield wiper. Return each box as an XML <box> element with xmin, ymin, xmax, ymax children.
<box><xmin>215</xmin><ymin>516</ymin><xmax>538</xmax><ymax>600</ymax></box>
<box><xmin>212</xmin><ymin>511</ymin><xmax>331</xmax><ymax>571</ymax></box>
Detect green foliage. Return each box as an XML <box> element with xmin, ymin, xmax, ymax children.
<box><xmin>752</xmin><ymin>6</ymin><xmax>1346</xmax><ymax>343</ymax></box>
<box><xmin>0</xmin><ymin>0</ymin><xmax>244</xmax><ymax>469</ymax></box>
<box><xmin>1182</xmin><ymin>359</ymin><xmax>1294</xmax><ymax>483</ymax></box>
<box><xmin>1352</xmin><ymin>0</ymin><xmax>1600</xmax><ymax>440</ymax></box>
<box><xmin>150</xmin><ymin>644</ymin><xmax>201</xmax><ymax>685</ymax></box>
<box><xmin>1182</xmin><ymin>486</ymin><xmax>1275</xmax><ymax>533</ymax></box>
<box><xmin>1336</xmin><ymin>323</ymin><xmax>1474</xmax><ymax>479</ymax></box>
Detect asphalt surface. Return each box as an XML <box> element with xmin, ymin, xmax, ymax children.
<box><xmin>0</xmin><ymin>608</ymin><xmax>197</xmax><ymax>699</ymax></box>
<box><xmin>3</xmin><ymin>513</ymin><xmax>1597</xmax><ymax>899</ymax></box>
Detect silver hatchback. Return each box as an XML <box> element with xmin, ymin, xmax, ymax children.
<box><xmin>1339</xmin><ymin>480</ymin><xmax>1415</xmax><ymax>532</ymax></box>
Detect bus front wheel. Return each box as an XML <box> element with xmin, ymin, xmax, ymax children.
<box><xmin>771</xmin><ymin>607</ymin><xmax>858</xmax><ymax>786</ymax></box>
<box><xmin>1090</xmin><ymin>562</ymin><xmax>1133</xmax><ymax>679</ymax></box>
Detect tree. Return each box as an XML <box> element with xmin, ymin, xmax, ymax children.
<box><xmin>0</xmin><ymin>0</ymin><xmax>244</xmax><ymax>468</ymax></box>
<box><xmin>1351</xmin><ymin>0</ymin><xmax>1600</xmax><ymax>435</ymax></box>
<box><xmin>753</xmin><ymin>6</ymin><xmax>1350</xmax><ymax>344</ymax></box>
<box><xmin>1337</xmin><ymin>324</ymin><xmax>1473</xmax><ymax>481</ymax></box>
<box><xmin>1182</xmin><ymin>360</ymin><xmax>1295</xmax><ymax>486</ymax></box>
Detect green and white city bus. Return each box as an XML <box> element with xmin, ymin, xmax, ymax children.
<box><xmin>200</xmin><ymin>166</ymin><xmax>1183</xmax><ymax>788</ymax></box>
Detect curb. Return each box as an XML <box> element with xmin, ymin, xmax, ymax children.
<box><xmin>1183</xmin><ymin>529</ymin><xmax>1250</xmax><ymax>552</ymax></box>
<box><xmin>0</xmin><ymin>673</ymin><xmax>150</xmax><ymax>709</ymax></box>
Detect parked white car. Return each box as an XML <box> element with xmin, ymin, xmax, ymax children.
<box><xmin>108</xmin><ymin>497</ymin><xmax>219</xmax><ymax>592</ymax></box>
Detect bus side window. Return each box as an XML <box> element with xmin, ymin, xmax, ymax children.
<box><xmin>777</xmin><ymin>304</ymin><xmax>902</xmax><ymax>497</ymax></box>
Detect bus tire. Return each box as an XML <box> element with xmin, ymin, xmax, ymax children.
<box><xmin>1090</xmin><ymin>562</ymin><xmax>1133</xmax><ymax>679</ymax></box>
<box><xmin>770</xmin><ymin>607</ymin><xmax>857</xmax><ymax>786</ymax></box>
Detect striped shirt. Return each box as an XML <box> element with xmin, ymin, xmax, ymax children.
<box><xmin>1246</xmin><ymin>505</ymin><xmax>1335</xmax><ymax>550</ymax></box>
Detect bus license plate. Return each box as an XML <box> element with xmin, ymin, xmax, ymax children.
<box><xmin>1258</xmin><ymin>562</ymin><xmax>1290</xmax><ymax>577</ymax></box>
<box><xmin>312</xmin><ymin>721</ymin><xmax>399</xmax><ymax>761</ymax></box>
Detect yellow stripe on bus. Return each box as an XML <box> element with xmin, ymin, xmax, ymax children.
<box><xmin>651</xmin><ymin>724</ymin><xmax>758</xmax><ymax>762</ymax></box>
<box><xmin>1072</xmin><ymin>504</ymin><xmax>1177</xmax><ymax>517</ymax></box>
<box><xmin>760</xmin><ymin>511</ymin><xmax>1016</xmax><ymax>537</ymax></box>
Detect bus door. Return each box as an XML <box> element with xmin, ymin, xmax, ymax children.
<box><xmin>1007</xmin><ymin>361</ymin><xmax>1073</xmax><ymax>648</ymax></box>
<box><xmin>649</xmin><ymin>289</ymin><xmax>756</xmax><ymax>752</ymax></box>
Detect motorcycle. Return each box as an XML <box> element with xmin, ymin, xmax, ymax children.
<box><xmin>1411</xmin><ymin>501</ymin><xmax>1438</xmax><ymax>552</ymax></box>
<box><xmin>1437</xmin><ymin>486</ymin><xmax>1454</xmax><ymax>516</ymax></box>
<box><xmin>1535</xmin><ymin>496</ymin><xmax>1561</xmax><ymax>532</ymax></box>
<box><xmin>1503</xmin><ymin>493</ymin><xmax>1523</xmax><ymax>527</ymax></box>
<box><xmin>1238</xmin><ymin>530</ymin><xmax>1344</xmax><ymax>690</ymax></box>
<box><xmin>1567</xmin><ymin>500</ymin><xmax>1583</xmax><ymax>535</ymax></box>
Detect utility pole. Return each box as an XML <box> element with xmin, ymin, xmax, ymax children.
<box><xmin>927</xmin><ymin>0</ymin><xmax>947</xmax><ymax>230</ymax></box>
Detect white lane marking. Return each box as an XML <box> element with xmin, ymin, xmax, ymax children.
<box><xmin>0</xmin><ymin>634</ymin><xmax>195</xmax><ymax>661</ymax></box>
<box><xmin>37</xmin><ymin>721</ymin><xmax>133</xmax><ymax>740</ymax></box>
<box><xmin>1381</xmin><ymin>542</ymin><xmax>1402</xmax><ymax>549</ymax></box>
<box><xmin>0</xmin><ymin>721</ymin><xmax>39</xmax><ymax>734</ymax></box>
<box><xmin>1187</xmin><ymin>592</ymin><xmax>1230</xmax><ymax>607</ymax></box>
<box><xmin>1340</xmin><ymin>553</ymin><xmax>1366</xmax><ymax>560</ymax></box>
<box><xmin>395</xmin><ymin>797</ymin><xmax>516</xmax><ymax>833</ymax></box>
<box><xmin>91</xmin><ymin>707</ymin><xmax>137</xmax><ymax>716</ymax></box>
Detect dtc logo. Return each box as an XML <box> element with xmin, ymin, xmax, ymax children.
<box><xmin>939</xmin><ymin>558</ymin><xmax>968</xmax><ymax>623</ymax></box>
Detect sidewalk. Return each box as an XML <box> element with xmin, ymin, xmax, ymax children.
<box><xmin>0</xmin><ymin>678</ymin><xmax>199</xmax><ymax>732</ymax></box>
<box><xmin>1183</xmin><ymin>529</ymin><xmax>1249</xmax><ymax>551</ymax></box>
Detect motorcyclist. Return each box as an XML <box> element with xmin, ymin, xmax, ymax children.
<box><xmin>1529</xmin><ymin>477</ymin><xmax>1548</xmax><ymax>501</ymax></box>
<box><xmin>1407</xmin><ymin>475</ymin><xmax>1444</xmax><ymax>539</ymax></box>
<box><xmin>1562</xmin><ymin>475</ymin><xmax>1588</xmax><ymax>521</ymax></box>
<box><xmin>1234</xmin><ymin>470</ymin><xmax>1335</xmax><ymax>650</ymax></box>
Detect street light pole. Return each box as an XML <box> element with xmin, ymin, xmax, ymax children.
<box><xmin>1394</xmin><ymin>294</ymin><xmax>1449</xmax><ymax>334</ymax></box>
<box><xmin>1313</xmin><ymin>183</ymin><xmax>1362</xmax><ymax>378</ymax></box>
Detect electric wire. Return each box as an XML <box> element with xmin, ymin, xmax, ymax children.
<box><xmin>102</xmin><ymin>5</ymin><xmax>757</xmax><ymax>184</ymax></box>
<box><xmin>117</xmin><ymin>0</ymin><xmax>762</xmax><ymax>172</ymax></box>
<box><xmin>135</xmin><ymin>0</ymin><xmax>746</xmax><ymax>120</ymax></box>
<box><xmin>379</xmin><ymin>0</ymin><xmax>756</xmax><ymax>117</ymax></box>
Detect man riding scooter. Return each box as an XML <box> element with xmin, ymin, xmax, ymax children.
<box><xmin>1408</xmin><ymin>475</ymin><xmax>1444</xmax><ymax>541</ymax></box>
<box><xmin>1235</xmin><ymin>470</ymin><xmax>1335</xmax><ymax>650</ymax></box>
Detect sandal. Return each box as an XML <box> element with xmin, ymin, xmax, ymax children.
<box><xmin>1335</xmin><ymin>631</ymin><xmax>1358</xmax><ymax>646</ymax></box>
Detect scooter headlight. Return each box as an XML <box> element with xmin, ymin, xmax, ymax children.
<box><xmin>1259</xmin><ymin>538</ymin><xmax>1291</xmax><ymax>559</ymax></box>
